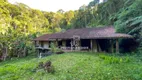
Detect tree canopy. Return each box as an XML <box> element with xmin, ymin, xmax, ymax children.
<box><xmin>0</xmin><ymin>0</ymin><xmax>142</xmax><ymax>57</ymax></box>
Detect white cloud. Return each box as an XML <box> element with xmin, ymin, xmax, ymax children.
<box><xmin>8</xmin><ymin>0</ymin><xmax>93</xmax><ymax>12</ymax></box>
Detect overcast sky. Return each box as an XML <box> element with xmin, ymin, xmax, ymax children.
<box><xmin>8</xmin><ymin>0</ymin><xmax>100</xmax><ymax>12</ymax></box>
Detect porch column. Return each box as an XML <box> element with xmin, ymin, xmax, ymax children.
<box><xmin>90</xmin><ymin>39</ymin><xmax>93</xmax><ymax>51</ymax></box>
<box><xmin>96</xmin><ymin>40</ymin><xmax>101</xmax><ymax>52</ymax></box>
<box><xmin>78</xmin><ymin>40</ymin><xmax>81</xmax><ymax>51</ymax></box>
<box><xmin>116</xmin><ymin>39</ymin><xmax>119</xmax><ymax>53</ymax></box>
<box><xmin>110</xmin><ymin>40</ymin><xmax>114</xmax><ymax>53</ymax></box>
<box><xmin>71</xmin><ymin>40</ymin><xmax>73</xmax><ymax>51</ymax></box>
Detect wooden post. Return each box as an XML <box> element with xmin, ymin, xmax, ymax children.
<box><xmin>90</xmin><ymin>39</ymin><xmax>93</xmax><ymax>51</ymax></box>
<box><xmin>111</xmin><ymin>40</ymin><xmax>114</xmax><ymax>53</ymax></box>
<box><xmin>116</xmin><ymin>39</ymin><xmax>119</xmax><ymax>53</ymax></box>
<box><xmin>79</xmin><ymin>40</ymin><xmax>81</xmax><ymax>51</ymax></box>
<box><xmin>98</xmin><ymin>44</ymin><xmax>101</xmax><ymax>52</ymax></box>
<box><xmin>71</xmin><ymin>40</ymin><xmax>73</xmax><ymax>51</ymax></box>
<box><xmin>93</xmin><ymin>40</ymin><xmax>98</xmax><ymax>52</ymax></box>
<box><xmin>96</xmin><ymin>40</ymin><xmax>101</xmax><ymax>52</ymax></box>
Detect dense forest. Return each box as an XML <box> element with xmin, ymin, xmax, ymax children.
<box><xmin>0</xmin><ymin>0</ymin><xmax>142</xmax><ymax>58</ymax></box>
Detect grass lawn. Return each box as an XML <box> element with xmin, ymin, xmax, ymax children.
<box><xmin>0</xmin><ymin>52</ymin><xmax>142</xmax><ymax>80</ymax></box>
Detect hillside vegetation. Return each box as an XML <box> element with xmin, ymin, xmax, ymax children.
<box><xmin>0</xmin><ymin>0</ymin><xmax>142</xmax><ymax>57</ymax></box>
<box><xmin>0</xmin><ymin>52</ymin><xmax>142</xmax><ymax>80</ymax></box>
<box><xmin>0</xmin><ymin>0</ymin><xmax>142</xmax><ymax>79</ymax></box>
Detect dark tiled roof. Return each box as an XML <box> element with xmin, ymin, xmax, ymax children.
<box><xmin>33</xmin><ymin>34</ymin><xmax>50</xmax><ymax>41</ymax></box>
<box><xmin>33</xmin><ymin>26</ymin><xmax>133</xmax><ymax>41</ymax></box>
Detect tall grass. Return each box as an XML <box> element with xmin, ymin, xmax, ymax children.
<box><xmin>0</xmin><ymin>52</ymin><xmax>142</xmax><ymax>80</ymax></box>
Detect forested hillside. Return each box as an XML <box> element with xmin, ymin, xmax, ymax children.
<box><xmin>0</xmin><ymin>0</ymin><xmax>142</xmax><ymax>57</ymax></box>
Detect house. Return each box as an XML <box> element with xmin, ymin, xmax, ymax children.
<box><xmin>33</xmin><ymin>26</ymin><xmax>132</xmax><ymax>54</ymax></box>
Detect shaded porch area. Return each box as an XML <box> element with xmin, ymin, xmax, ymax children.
<box><xmin>56</xmin><ymin>39</ymin><xmax>120</xmax><ymax>53</ymax></box>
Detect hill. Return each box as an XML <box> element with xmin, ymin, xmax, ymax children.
<box><xmin>0</xmin><ymin>0</ymin><xmax>142</xmax><ymax>58</ymax></box>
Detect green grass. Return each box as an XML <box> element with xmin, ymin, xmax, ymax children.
<box><xmin>0</xmin><ymin>52</ymin><xmax>142</xmax><ymax>80</ymax></box>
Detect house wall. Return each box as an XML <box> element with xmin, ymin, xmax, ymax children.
<box><xmin>38</xmin><ymin>41</ymin><xmax>49</xmax><ymax>48</ymax></box>
<box><xmin>36</xmin><ymin>39</ymin><xmax>102</xmax><ymax>52</ymax></box>
<box><xmin>35</xmin><ymin>39</ymin><xmax>111</xmax><ymax>52</ymax></box>
<box><xmin>38</xmin><ymin>40</ymin><xmax>61</xmax><ymax>49</ymax></box>
<box><xmin>43</xmin><ymin>42</ymin><xmax>49</xmax><ymax>48</ymax></box>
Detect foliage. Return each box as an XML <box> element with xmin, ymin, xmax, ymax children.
<box><xmin>114</xmin><ymin>0</ymin><xmax>142</xmax><ymax>52</ymax></box>
<box><xmin>0</xmin><ymin>1</ymin><xmax>75</xmax><ymax>58</ymax></box>
<box><xmin>50</xmin><ymin>42</ymin><xmax>64</xmax><ymax>54</ymax></box>
<box><xmin>0</xmin><ymin>2</ymin><xmax>50</xmax><ymax>58</ymax></box>
<box><xmin>0</xmin><ymin>52</ymin><xmax>142</xmax><ymax>80</ymax></box>
<box><xmin>88</xmin><ymin>0</ymin><xmax>100</xmax><ymax>7</ymax></box>
<box><xmin>50</xmin><ymin>42</ymin><xmax>57</xmax><ymax>53</ymax></box>
<box><xmin>99</xmin><ymin>54</ymin><xmax>131</xmax><ymax>64</ymax></box>
<box><xmin>0</xmin><ymin>0</ymin><xmax>142</xmax><ymax>57</ymax></box>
